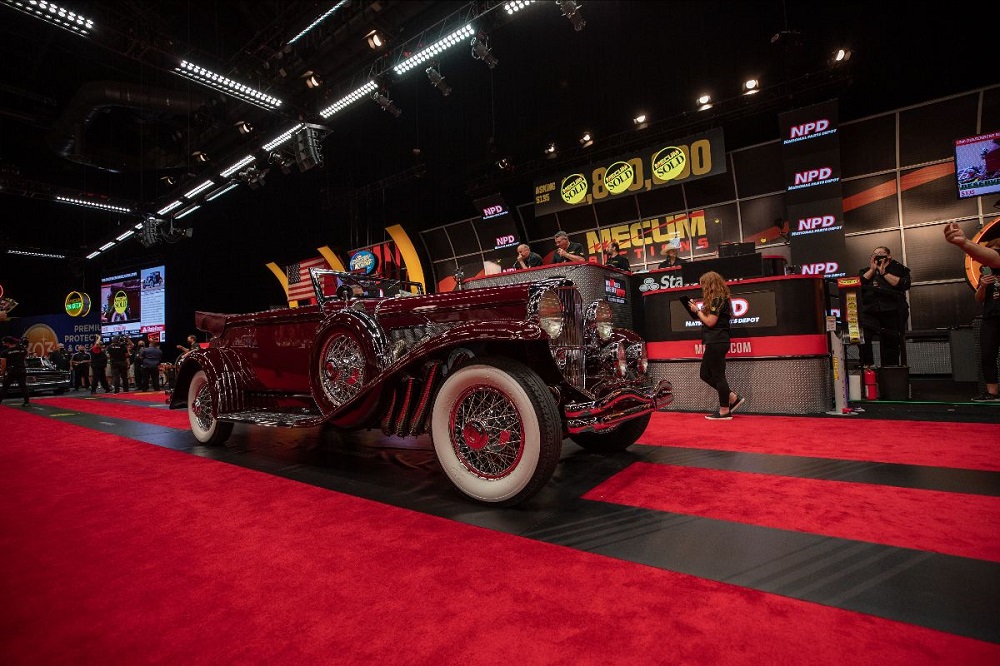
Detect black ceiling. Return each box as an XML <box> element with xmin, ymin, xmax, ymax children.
<box><xmin>0</xmin><ymin>1</ymin><xmax>995</xmax><ymax>266</ymax></box>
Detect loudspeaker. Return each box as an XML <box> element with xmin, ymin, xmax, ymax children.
<box><xmin>294</xmin><ymin>127</ymin><xmax>323</xmax><ymax>172</ymax></box>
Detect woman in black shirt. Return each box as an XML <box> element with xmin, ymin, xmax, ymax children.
<box><xmin>686</xmin><ymin>271</ymin><xmax>745</xmax><ymax>419</ymax></box>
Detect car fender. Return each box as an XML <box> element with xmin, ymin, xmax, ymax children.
<box><xmin>169</xmin><ymin>347</ymin><xmax>266</xmax><ymax>413</ymax></box>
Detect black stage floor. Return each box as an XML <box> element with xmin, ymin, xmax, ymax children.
<box><xmin>5</xmin><ymin>382</ymin><xmax>999</xmax><ymax>646</ymax></box>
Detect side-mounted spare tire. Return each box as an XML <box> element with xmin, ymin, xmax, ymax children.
<box><xmin>430</xmin><ymin>357</ymin><xmax>563</xmax><ymax>506</ymax></box>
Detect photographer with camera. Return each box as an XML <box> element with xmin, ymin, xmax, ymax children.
<box><xmin>859</xmin><ymin>246</ymin><xmax>911</xmax><ymax>368</ymax></box>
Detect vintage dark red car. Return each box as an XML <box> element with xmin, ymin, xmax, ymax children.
<box><xmin>168</xmin><ymin>266</ymin><xmax>672</xmax><ymax>505</ymax></box>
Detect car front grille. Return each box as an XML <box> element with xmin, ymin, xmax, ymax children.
<box><xmin>551</xmin><ymin>286</ymin><xmax>585</xmax><ymax>392</ymax></box>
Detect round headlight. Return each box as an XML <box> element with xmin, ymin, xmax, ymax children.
<box><xmin>537</xmin><ymin>290</ymin><xmax>564</xmax><ymax>339</ymax></box>
<box><xmin>594</xmin><ymin>300</ymin><xmax>613</xmax><ymax>341</ymax></box>
<box><xmin>627</xmin><ymin>341</ymin><xmax>648</xmax><ymax>375</ymax></box>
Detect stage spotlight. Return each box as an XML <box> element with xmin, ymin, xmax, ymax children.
<box><xmin>544</xmin><ymin>142</ymin><xmax>558</xmax><ymax>158</ymax></box>
<box><xmin>192</xmin><ymin>150</ymin><xmax>209</xmax><ymax>163</ymax></box>
<box><xmin>697</xmin><ymin>94</ymin><xmax>712</xmax><ymax>111</ymax></box>
<box><xmin>366</xmin><ymin>29</ymin><xmax>385</xmax><ymax>49</ymax></box>
<box><xmin>372</xmin><ymin>91</ymin><xmax>402</xmax><ymax>117</ymax></box>
<box><xmin>557</xmin><ymin>0</ymin><xmax>586</xmax><ymax>31</ymax></box>
<box><xmin>633</xmin><ymin>113</ymin><xmax>648</xmax><ymax>129</ymax></box>
<box><xmin>832</xmin><ymin>47</ymin><xmax>852</xmax><ymax>64</ymax></box>
<box><xmin>426</xmin><ymin>66</ymin><xmax>452</xmax><ymax>96</ymax></box>
<box><xmin>742</xmin><ymin>78</ymin><xmax>760</xmax><ymax>95</ymax></box>
<box><xmin>235</xmin><ymin>120</ymin><xmax>253</xmax><ymax>135</ymax></box>
<box><xmin>302</xmin><ymin>70</ymin><xmax>321</xmax><ymax>88</ymax></box>
<box><xmin>579</xmin><ymin>131</ymin><xmax>593</xmax><ymax>148</ymax></box>
<box><xmin>471</xmin><ymin>36</ymin><xmax>498</xmax><ymax>69</ymax></box>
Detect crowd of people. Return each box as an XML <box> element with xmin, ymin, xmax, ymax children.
<box><xmin>0</xmin><ymin>333</ymin><xmax>194</xmax><ymax>402</ymax></box>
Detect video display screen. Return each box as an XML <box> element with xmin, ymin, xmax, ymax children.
<box><xmin>955</xmin><ymin>130</ymin><xmax>1000</xmax><ymax>199</ymax></box>
<box><xmin>100</xmin><ymin>264</ymin><xmax>166</xmax><ymax>342</ymax></box>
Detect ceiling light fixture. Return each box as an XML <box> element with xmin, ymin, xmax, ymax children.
<box><xmin>470</xmin><ymin>35</ymin><xmax>499</xmax><ymax>69</ymax></box>
<box><xmin>557</xmin><ymin>0</ymin><xmax>586</xmax><ymax>31</ymax></box>
<box><xmin>174</xmin><ymin>204</ymin><xmax>201</xmax><ymax>220</ymax></box>
<box><xmin>204</xmin><ymin>182</ymin><xmax>240</xmax><ymax>202</ymax></box>
<box><xmin>191</xmin><ymin>151</ymin><xmax>209</xmax><ymax>163</ymax></box>
<box><xmin>544</xmin><ymin>142</ymin><xmax>557</xmax><ymax>158</ymax></box>
<box><xmin>319</xmin><ymin>80</ymin><xmax>378</xmax><ymax>118</ymax></box>
<box><xmin>156</xmin><ymin>200</ymin><xmax>184</xmax><ymax>215</ymax></box>
<box><xmin>99</xmin><ymin>241</ymin><xmax>115</xmax><ymax>252</ymax></box>
<box><xmin>633</xmin><ymin>113</ymin><xmax>648</xmax><ymax>129</ymax></box>
<box><xmin>366</xmin><ymin>29</ymin><xmax>385</xmax><ymax>50</ymax></box>
<box><xmin>262</xmin><ymin>123</ymin><xmax>305</xmax><ymax>152</ymax></box>
<box><xmin>833</xmin><ymin>48</ymin><xmax>852</xmax><ymax>64</ymax></box>
<box><xmin>697</xmin><ymin>94</ymin><xmax>712</xmax><ymax>111</ymax></box>
<box><xmin>6</xmin><ymin>248</ymin><xmax>67</xmax><ymax>259</ymax></box>
<box><xmin>303</xmin><ymin>71</ymin><xmax>321</xmax><ymax>88</ymax></box>
<box><xmin>183</xmin><ymin>180</ymin><xmax>214</xmax><ymax>199</ymax></box>
<box><xmin>288</xmin><ymin>0</ymin><xmax>348</xmax><ymax>45</ymax></box>
<box><xmin>394</xmin><ymin>24</ymin><xmax>475</xmax><ymax>76</ymax></box>
<box><xmin>504</xmin><ymin>0</ymin><xmax>535</xmax><ymax>14</ymax></box>
<box><xmin>236</xmin><ymin>121</ymin><xmax>253</xmax><ymax>135</ymax></box>
<box><xmin>2</xmin><ymin>0</ymin><xmax>94</xmax><ymax>36</ymax></box>
<box><xmin>426</xmin><ymin>66</ymin><xmax>451</xmax><ymax>96</ymax></box>
<box><xmin>220</xmin><ymin>154</ymin><xmax>257</xmax><ymax>178</ymax></box>
<box><xmin>372</xmin><ymin>91</ymin><xmax>402</xmax><ymax>117</ymax></box>
<box><xmin>742</xmin><ymin>78</ymin><xmax>760</xmax><ymax>95</ymax></box>
<box><xmin>173</xmin><ymin>60</ymin><xmax>283</xmax><ymax>110</ymax></box>
<box><xmin>579</xmin><ymin>131</ymin><xmax>593</xmax><ymax>147</ymax></box>
<box><xmin>116</xmin><ymin>230</ymin><xmax>135</xmax><ymax>242</ymax></box>
<box><xmin>56</xmin><ymin>196</ymin><xmax>131</xmax><ymax>213</ymax></box>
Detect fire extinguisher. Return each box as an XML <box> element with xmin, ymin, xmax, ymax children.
<box><xmin>863</xmin><ymin>368</ymin><xmax>878</xmax><ymax>400</ymax></box>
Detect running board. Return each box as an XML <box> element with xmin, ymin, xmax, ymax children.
<box><xmin>218</xmin><ymin>409</ymin><xmax>324</xmax><ymax>428</ymax></box>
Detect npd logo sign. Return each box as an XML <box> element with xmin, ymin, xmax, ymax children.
<box><xmin>801</xmin><ymin>261</ymin><xmax>845</xmax><ymax>277</ymax></box>
<box><xmin>560</xmin><ymin>174</ymin><xmax>588</xmax><ymax>205</ymax></box>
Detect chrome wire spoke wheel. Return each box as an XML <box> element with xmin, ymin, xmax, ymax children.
<box><xmin>192</xmin><ymin>381</ymin><xmax>214</xmax><ymax>432</ymax></box>
<box><xmin>450</xmin><ymin>385</ymin><xmax>524</xmax><ymax>478</ymax></box>
<box><xmin>320</xmin><ymin>334</ymin><xmax>365</xmax><ymax>407</ymax></box>
<box><xmin>431</xmin><ymin>359</ymin><xmax>562</xmax><ymax>506</ymax></box>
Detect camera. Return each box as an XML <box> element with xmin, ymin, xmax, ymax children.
<box><xmin>874</xmin><ymin>255</ymin><xmax>888</xmax><ymax>263</ymax></box>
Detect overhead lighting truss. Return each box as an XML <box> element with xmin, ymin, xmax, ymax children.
<box><xmin>504</xmin><ymin>1</ymin><xmax>535</xmax><ymax>14</ymax></box>
<box><xmin>220</xmin><ymin>154</ymin><xmax>257</xmax><ymax>178</ymax></box>
<box><xmin>287</xmin><ymin>0</ymin><xmax>348</xmax><ymax>45</ymax></box>
<box><xmin>392</xmin><ymin>24</ymin><xmax>474</xmax><ymax>76</ymax></box>
<box><xmin>319</xmin><ymin>80</ymin><xmax>378</xmax><ymax>119</ymax></box>
<box><xmin>262</xmin><ymin>123</ymin><xmax>306</xmax><ymax>151</ymax></box>
<box><xmin>2</xmin><ymin>0</ymin><xmax>94</xmax><ymax>36</ymax></box>
<box><xmin>56</xmin><ymin>196</ymin><xmax>131</xmax><ymax>214</ymax></box>
<box><xmin>156</xmin><ymin>200</ymin><xmax>184</xmax><ymax>216</ymax></box>
<box><xmin>204</xmin><ymin>182</ymin><xmax>240</xmax><ymax>202</ymax></box>
<box><xmin>174</xmin><ymin>60</ymin><xmax>283</xmax><ymax>110</ymax></box>
<box><xmin>183</xmin><ymin>180</ymin><xmax>215</xmax><ymax>200</ymax></box>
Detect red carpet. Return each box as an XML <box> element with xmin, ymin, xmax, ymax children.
<box><xmin>585</xmin><ymin>463</ymin><xmax>1000</xmax><ymax>562</ymax></box>
<box><xmin>2</xmin><ymin>406</ymin><xmax>997</xmax><ymax>665</ymax></box>
<box><xmin>101</xmin><ymin>391</ymin><xmax>169</xmax><ymax>403</ymax></box>
<box><xmin>643</xmin><ymin>412</ymin><xmax>1000</xmax><ymax>471</ymax></box>
<box><xmin>39</xmin><ymin>396</ymin><xmax>190</xmax><ymax>429</ymax></box>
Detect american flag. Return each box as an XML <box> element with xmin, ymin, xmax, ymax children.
<box><xmin>285</xmin><ymin>256</ymin><xmax>329</xmax><ymax>303</ymax></box>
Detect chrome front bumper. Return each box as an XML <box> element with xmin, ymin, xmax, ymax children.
<box><xmin>563</xmin><ymin>379</ymin><xmax>673</xmax><ymax>434</ymax></box>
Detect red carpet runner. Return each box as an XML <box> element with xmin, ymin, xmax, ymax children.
<box><xmin>39</xmin><ymin>395</ymin><xmax>189</xmax><ymax>429</ymax></box>
<box><xmin>585</xmin><ymin>462</ymin><xmax>1000</xmax><ymax>562</ymax></box>
<box><xmin>2</xmin><ymin>405</ymin><xmax>998</xmax><ymax>664</ymax></box>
